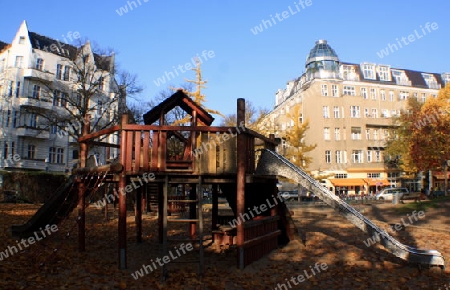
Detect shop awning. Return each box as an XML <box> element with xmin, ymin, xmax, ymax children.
<box><xmin>364</xmin><ymin>179</ymin><xmax>390</xmax><ymax>186</ymax></box>
<box><xmin>329</xmin><ymin>178</ymin><xmax>366</xmax><ymax>187</ymax></box>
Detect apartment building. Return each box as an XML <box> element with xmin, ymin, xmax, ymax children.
<box><xmin>0</xmin><ymin>21</ymin><xmax>121</xmax><ymax>172</ymax></box>
<box><xmin>262</xmin><ymin>40</ymin><xmax>450</xmax><ymax>195</ymax></box>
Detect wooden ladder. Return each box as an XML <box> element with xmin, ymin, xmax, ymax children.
<box><xmin>162</xmin><ymin>175</ymin><xmax>204</xmax><ymax>280</ymax></box>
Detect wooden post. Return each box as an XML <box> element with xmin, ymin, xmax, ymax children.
<box><xmin>189</xmin><ymin>183</ymin><xmax>196</xmax><ymax>239</ymax></box>
<box><xmin>118</xmin><ymin>114</ymin><xmax>128</xmax><ymax>269</ymax></box>
<box><xmin>77</xmin><ymin>114</ymin><xmax>90</xmax><ymax>252</ymax></box>
<box><xmin>158</xmin><ymin>182</ymin><xmax>164</xmax><ymax>243</ymax></box>
<box><xmin>236</xmin><ymin>98</ymin><xmax>246</xmax><ymax>269</ymax></box>
<box><xmin>211</xmin><ymin>184</ymin><xmax>219</xmax><ymax>233</ymax></box>
<box><xmin>136</xmin><ymin>185</ymin><xmax>142</xmax><ymax>243</ymax></box>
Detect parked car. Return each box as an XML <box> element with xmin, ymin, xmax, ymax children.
<box><xmin>280</xmin><ymin>191</ymin><xmax>299</xmax><ymax>201</ymax></box>
<box><xmin>375</xmin><ymin>188</ymin><xmax>409</xmax><ymax>201</ymax></box>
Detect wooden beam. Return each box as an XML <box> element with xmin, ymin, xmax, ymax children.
<box><xmin>73</xmin><ymin>162</ymin><xmax>123</xmax><ymax>175</ymax></box>
<box><xmin>78</xmin><ymin>125</ymin><xmax>120</xmax><ymax>142</ymax></box>
<box><xmin>123</xmin><ymin>124</ymin><xmax>238</xmax><ymax>133</ymax></box>
<box><xmin>236</xmin><ymin>98</ymin><xmax>246</xmax><ymax>270</ymax></box>
<box><xmin>118</xmin><ymin>114</ymin><xmax>128</xmax><ymax>269</ymax></box>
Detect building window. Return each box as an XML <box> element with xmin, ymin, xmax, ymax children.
<box><xmin>373</xmin><ymin>129</ymin><xmax>378</xmax><ymax>140</ymax></box>
<box><xmin>53</xmin><ymin>90</ymin><xmax>61</xmax><ymax>106</ymax></box>
<box><xmin>15</xmin><ymin>56</ymin><xmax>23</xmax><ymax>68</ymax></box>
<box><xmin>367</xmin><ymin>173</ymin><xmax>381</xmax><ymax>178</ymax></box>
<box><xmin>371</xmin><ymin>108</ymin><xmax>378</xmax><ymax>118</ymax></box>
<box><xmin>351</xmin><ymin>150</ymin><xmax>363</xmax><ymax>163</ymax></box>
<box><xmin>324</xmin><ymin>127</ymin><xmax>330</xmax><ymax>140</ymax></box>
<box><xmin>360</xmin><ymin>87</ymin><xmax>367</xmax><ymax>99</ymax></box>
<box><xmin>29</xmin><ymin>113</ymin><xmax>37</xmax><ymax>127</ymax></box>
<box><xmin>5</xmin><ymin>110</ymin><xmax>11</xmax><ymax>127</ymax></box>
<box><xmin>399</xmin><ymin>91</ymin><xmax>409</xmax><ymax>100</ymax></box>
<box><xmin>422</xmin><ymin>73</ymin><xmax>440</xmax><ymax>89</ymax></box>
<box><xmin>350</xmin><ymin>106</ymin><xmax>360</xmax><ymax>118</ymax></box>
<box><xmin>331</xmin><ymin>84</ymin><xmax>338</xmax><ymax>97</ymax></box>
<box><xmin>335</xmin><ymin>173</ymin><xmax>348</xmax><ymax>179</ymax></box>
<box><xmin>19</xmin><ymin>36</ymin><xmax>26</xmax><ymax>44</ymax></box>
<box><xmin>380</xmin><ymin>90</ymin><xmax>386</xmax><ymax>101</ymax></box>
<box><xmin>97</xmin><ymin>100</ymin><xmax>103</xmax><ymax>116</ymax></box>
<box><xmin>366</xmin><ymin>129</ymin><xmax>370</xmax><ymax>140</ymax></box>
<box><xmin>28</xmin><ymin>144</ymin><xmax>36</xmax><ymax>159</ymax></box>
<box><xmin>10</xmin><ymin>141</ymin><xmax>15</xmax><ymax>157</ymax></box>
<box><xmin>367</xmin><ymin>150</ymin><xmax>372</xmax><ymax>163</ymax></box>
<box><xmin>325</xmin><ymin>150</ymin><xmax>331</xmax><ymax>163</ymax></box>
<box><xmin>322</xmin><ymin>106</ymin><xmax>330</xmax><ymax>118</ymax></box>
<box><xmin>364</xmin><ymin>108</ymin><xmax>370</xmax><ymax>118</ymax></box>
<box><xmin>3</xmin><ymin>143</ymin><xmax>8</xmax><ymax>159</ymax></box>
<box><xmin>49</xmin><ymin>147</ymin><xmax>65</xmax><ymax>164</ymax></box>
<box><xmin>321</xmin><ymin>84</ymin><xmax>328</xmax><ymax>96</ymax></box>
<box><xmin>375</xmin><ymin>151</ymin><xmax>381</xmax><ymax>162</ymax></box>
<box><xmin>333</xmin><ymin>106</ymin><xmax>340</xmax><ymax>118</ymax></box>
<box><xmin>32</xmin><ymin>85</ymin><xmax>41</xmax><ymax>99</ymax></box>
<box><xmin>335</xmin><ymin>150</ymin><xmax>343</xmax><ymax>163</ymax></box>
<box><xmin>56</xmin><ymin>64</ymin><xmax>63</xmax><ymax>80</ymax></box>
<box><xmin>12</xmin><ymin>110</ymin><xmax>17</xmax><ymax>128</ymax></box>
<box><xmin>378</xmin><ymin>66</ymin><xmax>390</xmax><ymax>81</ymax></box>
<box><xmin>421</xmin><ymin>93</ymin><xmax>426</xmax><ymax>103</ymax></box>
<box><xmin>299</xmin><ymin>113</ymin><xmax>303</xmax><ymax>124</ymax></box>
<box><xmin>61</xmin><ymin>92</ymin><xmax>68</xmax><ymax>108</ymax></box>
<box><xmin>370</xmin><ymin>88</ymin><xmax>377</xmax><ymax>100</ymax></box>
<box><xmin>73</xmin><ymin>150</ymin><xmax>79</xmax><ymax>159</ymax></box>
<box><xmin>362</xmin><ymin>64</ymin><xmax>375</xmax><ymax>80</ymax></box>
<box><xmin>389</xmin><ymin>91</ymin><xmax>394</xmax><ymax>102</ymax></box>
<box><xmin>15</xmin><ymin>81</ymin><xmax>20</xmax><ymax>98</ymax></box>
<box><xmin>50</xmin><ymin>125</ymin><xmax>58</xmax><ymax>134</ymax></box>
<box><xmin>7</xmin><ymin>81</ymin><xmax>13</xmax><ymax>97</ymax></box>
<box><xmin>98</xmin><ymin>76</ymin><xmax>104</xmax><ymax>91</ymax></box>
<box><xmin>63</xmin><ymin>66</ymin><xmax>71</xmax><ymax>81</ymax></box>
<box><xmin>343</xmin><ymin>86</ymin><xmax>356</xmax><ymax>96</ymax></box>
<box><xmin>381</xmin><ymin>109</ymin><xmax>389</xmax><ymax>118</ymax></box>
<box><xmin>334</xmin><ymin>128</ymin><xmax>340</xmax><ymax>140</ymax></box>
<box><xmin>35</xmin><ymin>58</ymin><xmax>44</xmax><ymax>71</ymax></box>
<box><xmin>351</xmin><ymin>127</ymin><xmax>362</xmax><ymax>140</ymax></box>
<box><xmin>342</xmin><ymin>65</ymin><xmax>357</xmax><ymax>81</ymax></box>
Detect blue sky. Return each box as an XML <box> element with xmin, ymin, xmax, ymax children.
<box><xmin>1</xmin><ymin>0</ymin><xmax>448</xmax><ymax>124</ymax></box>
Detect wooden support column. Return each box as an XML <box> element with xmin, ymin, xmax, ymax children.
<box><xmin>118</xmin><ymin>114</ymin><xmax>128</xmax><ymax>269</ymax></box>
<box><xmin>211</xmin><ymin>184</ymin><xmax>219</xmax><ymax>233</ymax></box>
<box><xmin>77</xmin><ymin>114</ymin><xmax>90</xmax><ymax>252</ymax></box>
<box><xmin>135</xmin><ymin>186</ymin><xmax>142</xmax><ymax>243</ymax></box>
<box><xmin>189</xmin><ymin>183</ymin><xmax>197</xmax><ymax>239</ymax></box>
<box><xmin>158</xmin><ymin>182</ymin><xmax>164</xmax><ymax>243</ymax></box>
<box><xmin>236</xmin><ymin>98</ymin><xmax>246</xmax><ymax>269</ymax></box>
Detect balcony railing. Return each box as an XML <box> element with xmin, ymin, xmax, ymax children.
<box><xmin>23</xmin><ymin>68</ymin><xmax>53</xmax><ymax>82</ymax></box>
<box><xmin>15</xmin><ymin>126</ymin><xmax>50</xmax><ymax>139</ymax></box>
<box><xmin>19</xmin><ymin>97</ymin><xmax>53</xmax><ymax>110</ymax></box>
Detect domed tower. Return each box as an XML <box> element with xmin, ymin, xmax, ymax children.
<box><xmin>305</xmin><ymin>39</ymin><xmax>340</xmax><ymax>81</ymax></box>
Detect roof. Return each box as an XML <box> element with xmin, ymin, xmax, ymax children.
<box><xmin>0</xmin><ymin>40</ymin><xmax>9</xmax><ymax>52</ymax></box>
<box><xmin>306</xmin><ymin>39</ymin><xmax>339</xmax><ymax>65</ymax></box>
<box><xmin>340</xmin><ymin>62</ymin><xmax>445</xmax><ymax>89</ymax></box>
<box><xmin>28</xmin><ymin>31</ymin><xmax>112</xmax><ymax>70</ymax></box>
<box><xmin>143</xmin><ymin>90</ymin><xmax>214</xmax><ymax>126</ymax></box>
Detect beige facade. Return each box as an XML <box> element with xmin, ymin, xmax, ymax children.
<box><xmin>261</xmin><ymin>40</ymin><xmax>450</xmax><ymax>195</ymax></box>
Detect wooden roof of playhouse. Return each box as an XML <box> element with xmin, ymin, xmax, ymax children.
<box><xmin>143</xmin><ymin>90</ymin><xmax>214</xmax><ymax>126</ymax></box>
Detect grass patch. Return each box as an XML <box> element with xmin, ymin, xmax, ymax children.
<box><xmin>395</xmin><ymin>196</ymin><xmax>450</xmax><ymax>214</ymax></box>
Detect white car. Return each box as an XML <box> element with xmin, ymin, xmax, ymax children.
<box><xmin>375</xmin><ymin>188</ymin><xmax>409</xmax><ymax>201</ymax></box>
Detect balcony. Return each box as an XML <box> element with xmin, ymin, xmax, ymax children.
<box><xmin>15</xmin><ymin>126</ymin><xmax>49</xmax><ymax>139</ymax></box>
<box><xmin>23</xmin><ymin>68</ymin><xmax>53</xmax><ymax>83</ymax></box>
<box><xmin>19</xmin><ymin>97</ymin><xmax>53</xmax><ymax>110</ymax></box>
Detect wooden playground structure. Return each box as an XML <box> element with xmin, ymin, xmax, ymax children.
<box><xmin>73</xmin><ymin>90</ymin><xmax>292</xmax><ymax>274</ymax></box>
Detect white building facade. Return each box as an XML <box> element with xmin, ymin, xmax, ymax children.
<box><xmin>0</xmin><ymin>21</ymin><xmax>121</xmax><ymax>172</ymax></box>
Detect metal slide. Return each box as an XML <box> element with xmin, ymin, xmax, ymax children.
<box><xmin>255</xmin><ymin>149</ymin><xmax>445</xmax><ymax>269</ymax></box>
<box><xmin>11</xmin><ymin>175</ymin><xmax>78</xmax><ymax>238</ymax></box>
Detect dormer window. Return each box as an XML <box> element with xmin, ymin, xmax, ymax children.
<box><xmin>378</xmin><ymin>65</ymin><xmax>390</xmax><ymax>81</ymax></box>
<box><xmin>441</xmin><ymin>73</ymin><xmax>450</xmax><ymax>85</ymax></box>
<box><xmin>391</xmin><ymin>69</ymin><xmax>411</xmax><ymax>86</ymax></box>
<box><xmin>19</xmin><ymin>36</ymin><xmax>25</xmax><ymax>44</ymax></box>
<box><xmin>341</xmin><ymin>65</ymin><xmax>358</xmax><ymax>81</ymax></box>
<box><xmin>422</xmin><ymin>73</ymin><xmax>440</xmax><ymax>89</ymax></box>
<box><xmin>362</xmin><ymin>63</ymin><xmax>376</xmax><ymax>80</ymax></box>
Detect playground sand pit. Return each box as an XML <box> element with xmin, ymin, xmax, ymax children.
<box><xmin>0</xmin><ymin>200</ymin><xmax>449</xmax><ymax>290</ymax></box>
